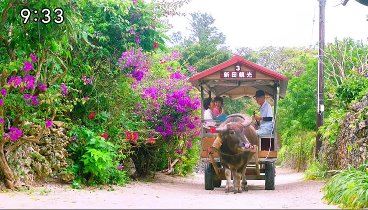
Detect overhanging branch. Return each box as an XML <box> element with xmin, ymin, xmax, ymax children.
<box><xmin>47</xmin><ymin>50</ymin><xmax>68</xmax><ymax>86</ymax></box>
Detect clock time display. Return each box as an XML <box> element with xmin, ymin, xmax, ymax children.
<box><xmin>20</xmin><ymin>8</ymin><xmax>64</xmax><ymax>24</ymax></box>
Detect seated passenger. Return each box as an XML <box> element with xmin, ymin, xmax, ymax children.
<box><xmin>213</xmin><ymin>96</ymin><xmax>227</xmax><ymax>122</ymax></box>
<box><xmin>203</xmin><ymin>97</ymin><xmax>216</xmax><ymax>127</ymax></box>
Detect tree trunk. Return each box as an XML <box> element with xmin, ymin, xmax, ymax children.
<box><xmin>0</xmin><ymin>141</ymin><xmax>15</xmax><ymax>189</ymax></box>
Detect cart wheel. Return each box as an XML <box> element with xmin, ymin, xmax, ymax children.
<box><xmin>204</xmin><ymin>163</ymin><xmax>215</xmax><ymax>190</ymax></box>
<box><xmin>265</xmin><ymin>161</ymin><xmax>275</xmax><ymax>190</ymax></box>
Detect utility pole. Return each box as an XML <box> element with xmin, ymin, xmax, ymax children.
<box><xmin>316</xmin><ymin>0</ymin><xmax>325</xmax><ymax>158</ymax></box>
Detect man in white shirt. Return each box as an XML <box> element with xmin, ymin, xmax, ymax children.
<box><xmin>253</xmin><ymin>90</ymin><xmax>273</xmax><ymax>136</ymax></box>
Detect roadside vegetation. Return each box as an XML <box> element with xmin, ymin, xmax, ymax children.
<box><xmin>1</xmin><ymin>1</ymin><xmax>367</xmax><ymax>208</ymax></box>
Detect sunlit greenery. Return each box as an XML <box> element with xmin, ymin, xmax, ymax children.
<box><xmin>323</xmin><ymin>162</ymin><xmax>368</xmax><ymax>209</ymax></box>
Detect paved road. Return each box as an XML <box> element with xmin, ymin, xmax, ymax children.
<box><xmin>0</xmin><ymin>167</ymin><xmax>336</xmax><ymax>209</ymax></box>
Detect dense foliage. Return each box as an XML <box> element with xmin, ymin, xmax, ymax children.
<box><xmin>276</xmin><ymin>51</ymin><xmax>318</xmax><ymax>170</ymax></box>
<box><xmin>0</xmin><ymin>0</ymin><xmax>200</xmax><ymax>189</ymax></box>
<box><xmin>171</xmin><ymin>12</ymin><xmax>232</xmax><ymax>73</ymax></box>
<box><xmin>323</xmin><ymin>162</ymin><xmax>368</xmax><ymax>209</ymax></box>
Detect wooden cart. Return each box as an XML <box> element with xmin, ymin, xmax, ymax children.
<box><xmin>188</xmin><ymin>55</ymin><xmax>288</xmax><ymax>190</ymax></box>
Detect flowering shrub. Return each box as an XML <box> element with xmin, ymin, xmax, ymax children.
<box><xmin>119</xmin><ymin>49</ymin><xmax>201</xmax><ymax>175</ymax></box>
<box><xmin>118</xmin><ymin>48</ymin><xmax>150</xmax><ymax>81</ymax></box>
<box><xmin>0</xmin><ymin>51</ymin><xmax>87</xmax><ymax>188</ymax></box>
<box><xmin>130</xmin><ymin>51</ymin><xmax>201</xmax><ymax>140</ymax></box>
<box><xmin>0</xmin><ymin>0</ymin><xmax>193</xmax><ymax>188</ymax></box>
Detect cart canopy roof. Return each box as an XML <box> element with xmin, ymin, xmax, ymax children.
<box><xmin>189</xmin><ymin>55</ymin><xmax>288</xmax><ymax>99</ymax></box>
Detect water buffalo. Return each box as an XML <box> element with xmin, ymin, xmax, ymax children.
<box><xmin>213</xmin><ymin>113</ymin><xmax>258</xmax><ymax>193</ymax></box>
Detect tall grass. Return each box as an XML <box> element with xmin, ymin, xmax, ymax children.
<box><xmin>304</xmin><ymin>160</ymin><xmax>328</xmax><ymax>180</ymax></box>
<box><xmin>278</xmin><ymin>130</ymin><xmax>315</xmax><ymax>171</ymax></box>
<box><xmin>323</xmin><ymin>163</ymin><xmax>368</xmax><ymax>209</ymax></box>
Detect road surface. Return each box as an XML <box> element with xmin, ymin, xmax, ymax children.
<box><xmin>0</xmin><ymin>167</ymin><xmax>336</xmax><ymax>209</ymax></box>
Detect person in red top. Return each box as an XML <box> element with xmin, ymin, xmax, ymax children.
<box><xmin>213</xmin><ymin>96</ymin><xmax>224</xmax><ymax>117</ymax></box>
<box><xmin>213</xmin><ymin>96</ymin><xmax>227</xmax><ymax>122</ymax></box>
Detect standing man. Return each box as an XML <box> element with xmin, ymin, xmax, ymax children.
<box><xmin>253</xmin><ymin>90</ymin><xmax>273</xmax><ymax>136</ymax></box>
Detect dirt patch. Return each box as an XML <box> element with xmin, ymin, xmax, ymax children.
<box><xmin>0</xmin><ymin>167</ymin><xmax>335</xmax><ymax>209</ymax></box>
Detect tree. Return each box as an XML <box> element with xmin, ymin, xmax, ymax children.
<box><xmin>253</xmin><ymin>46</ymin><xmax>316</xmax><ymax>76</ymax></box>
<box><xmin>235</xmin><ymin>47</ymin><xmax>258</xmax><ymax>63</ymax></box>
<box><xmin>174</xmin><ymin>12</ymin><xmax>231</xmax><ymax>73</ymax></box>
<box><xmin>324</xmin><ymin>38</ymin><xmax>368</xmax><ymax>87</ymax></box>
<box><xmin>278</xmin><ymin>56</ymin><xmax>318</xmax><ymax>133</ymax></box>
<box><xmin>186</xmin><ymin>12</ymin><xmax>225</xmax><ymax>45</ymax></box>
<box><xmin>0</xmin><ymin>0</ymin><xmax>80</xmax><ymax>189</ymax></box>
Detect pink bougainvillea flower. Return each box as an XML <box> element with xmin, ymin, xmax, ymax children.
<box><xmin>23</xmin><ymin>94</ymin><xmax>31</xmax><ymax>100</ymax></box>
<box><xmin>8</xmin><ymin>76</ymin><xmax>22</xmax><ymax>88</ymax></box>
<box><xmin>85</xmin><ymin>96</ymin><xmax>89</xmax><ymax>100</ymax></box>
<box><xmin>176</xmin><ymin>149</ymin><xmax>182</xmax><ymax>155</ymax></box>
<box><xmin>82</xmin><ymin>75</ymin><xmax>94</xmax><ymax>85</ymax></box>
<box><xmin>31</xmin><ymin>96</ymin><xmax>39</xmax><ymax>106</ymax></box>
<box><xmin>117</xmin><ymin>164</ymin><xmax>123</xmax><ymax>171</ymax></box>
<box><xmin>3</xmin><ymin>127</ymin><xmax>23</xmax><ymax>142</ymax></box>
<box><xmin>132</xmin><ymin>69</ymin><xmax>144</xmax><ymax>81</ymax></box>
<box><xmin>88</xmin><ymin>112</ymin><xmax>96</xmax><ymax>119</ymax></box>
<box><xmin>129</xmin><ymin>28</ymin><xmax>135</xmax><ymax>35</ymax></box>
<box><xmin>134</xmin><ymin>33</ymin><xmax>140</xmax><ymax>44</ymax></box>
<box><xmin>0</xmin><ymin>88</ymin><xmax>6</xmax><ymax>97</ymax></box>
<box><xmin>132</xmin><ymin>0</ymin><xmax>138</xmax><ymax>5</ymax></box>
<box><xmin>0</xmin><ymin>118</ymin><xmax>4</xmax><ymax>124</ymax></box>
<box><xmin>23</xmin><ymin>61</ymin><xmax>33</xmax><ymax>72</ymax></box>
<box><xmin>30</xmin><ymin>54</ymin><xmax>37</xmax><ymax>63</ymax></box>
<box><xmin>187</xmin><ymin>140</ymin><xmax>192</xmax><ymax>149</ymax></box>
<box><xmin>60</xmin><ymin>83</ymin><xmax>69</xmax><ymax>95</ymax></box>
<box><xmin>38</xmin><ymin>82</ymin><xmax>47</xmax><ymax>91</ymax></box>
<box><xmin>45</xmin><ymin>119</ymin><xmax>53</xmax><ymax>128</ymax></box>
<box><xmin>170</xmin><ymin>71</ymin><xmax>184</xmax><ymax>80</ymax></box>
<box><xmin>100</xmin><ymin>132</ymin><xmax>108</xmax><ymax>139</ymax></box>
<box><xmin>23</xmin><ymin>75</ymin><xmax>36</xmax><ymax>89</ymax></box>
<box><xmin>153</xmin><ymin>42</ymin><xmax>158</xmax><ymax>49</ymax></box>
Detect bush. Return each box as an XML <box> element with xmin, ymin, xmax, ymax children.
<box><xmin>66</xmin><ymin>126</ymin><xmax>129</xmax><ymax>187</ymax></box>
<box><xmin>336</xmin><ymin>74</ymin><xmax>368</xmax><ymax>107</ymax></box>
<box><xmin>319</xmin><ymin>108</ymin><xmax>346</xmax><ymax>144</ymax></box>
<box><xmin>304</xmin><ymin>160</ymin><xmax>328</xmax><ymax>180</ymax></box>
<box><xmin>323</xmin><ymin>162</ymin><xmax>368</xmax><ymax>209</ymax></box>
<box><xmin>278</xmin><ymin>129</ymin><xmax>315</xmax><ymax>171</ymax></box>
<box><xmin>174</xmin><ymin>136</ymin><xmax>201</xmax><ymax>176</ymax></box>
<box><xmin>119</xmin><ymin>49</ymin><xmax>202</xmax><ymax>177</ymax></box>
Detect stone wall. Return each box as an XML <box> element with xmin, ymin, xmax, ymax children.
<box><xmin>6</xmin><ymin>121</ymin><xmax>71</xmax><ymax>185</ymax></box>
<box><xmin>321</xmin><ymin>94</ymin><xmax>368</xmax><ymax>170</ymax></box>
<box><xmin>336</xmin><ymin>94</ymin><xmax>368</xmax><ymax>169</ymax></box>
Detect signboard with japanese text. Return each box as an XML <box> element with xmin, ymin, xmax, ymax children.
<box><xmin>220</xmin><ymin>70</ymin><xmax>256</xmax><ymax>79</ymax></box>
<box><xmin>219</xmin><ymin>64</ymin><xmax>256</xmax><ymax>79</ymax></box>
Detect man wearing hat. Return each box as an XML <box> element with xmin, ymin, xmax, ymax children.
<box><xmin>253</xmin><ymin>89</ymin><xmax>273</xmax><ymax>136</ymax></box>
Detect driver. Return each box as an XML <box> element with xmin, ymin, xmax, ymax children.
<box><xmin>253</xmin><ymin>90</ymin><xmax>273</xmax><ymax>136</ymax></box>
